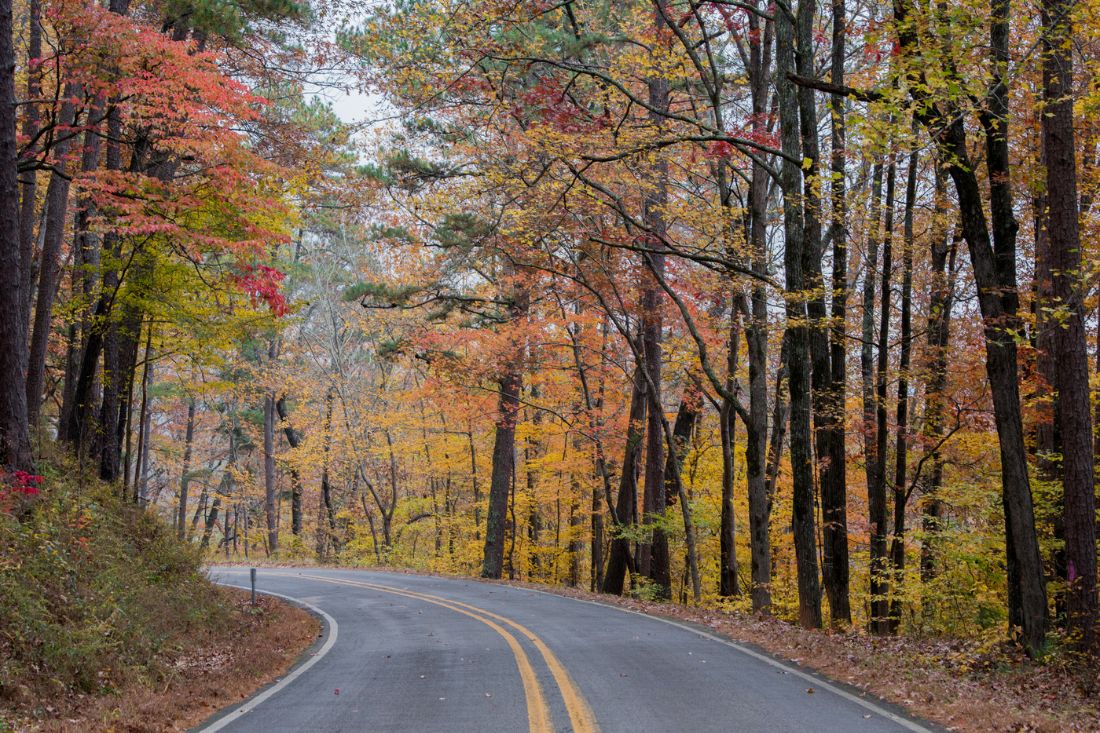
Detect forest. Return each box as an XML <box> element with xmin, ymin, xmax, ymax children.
<box><xmin>0</xmin><ymin>0</ymin><xmax>1097</xmax><ymax>662</ymax></box>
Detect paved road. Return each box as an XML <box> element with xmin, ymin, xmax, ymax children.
<box><xmin>199</xmin><ymin>568</ymin><xmax>938</xmax><ymax>733</ymax></box>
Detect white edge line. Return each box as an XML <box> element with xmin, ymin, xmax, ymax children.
<box><xmin>192</xmin><ymin>578</ymin><xmax>339</xmax><ymax>733</ymax></box>
<box><xmin>516</xmin><ymin>586</ymin><xmax>936</xmax><ymax>733</ymax></box>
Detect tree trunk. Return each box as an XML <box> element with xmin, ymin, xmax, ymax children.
<box><xmin>132</xmin><ymin>327</ymin><xmax>153</xmax><ymax>502</ymax></box>
<box><xmin>870</xmin><ymin>158</ymin><xmax>896</xmax><ymax>634</ymax></box>
<box><xmin>117</xmin><ymin>320</ymin><xmax>141</xmax><ymax>491</ymax></box>
<box><xmin>920</xmin><ymin>172</ymin><xmax>956</xmax><ymax>582</ymax></box>
<box><xmin>62</xmin><ymin>0</ymin><xmax>133</xmax><ymax>453</ymax></box>
<box><xmin>263</xmin><ymin>391</ymin><xmax>278</xmax><ymax>554</ymax></box>
<box><xmin>176</xmin><ymin>399</ymin><xmax>195</xmax><ymax>538</ymax></box>
<box><xmin>567</xmin><ymin>433</ymin><xmax>586</xmax><ymax>588</ymax></box>
<box><xmin>58</xmin><ymin>107</ymin><xmax>106</xmax><ymax>442</ymax></box>
<box><xmin>481</xmin><ymin>273</ymin><xmax>529</xmax><ymax>579</ymax></box>
<box><xmin>636</xmin><ymin>357</ymin><xmax>702</xmax><ymax>603</ymax></box>
<box><xmin>638</xmin><ymin>6</ymin><xmax>671</xmax><ymax>594</ymax></box>
<box><xmin>462</xmin><ymin>428</ymin><xmax>479</xmax><ymax>539</ymax></box>
<box><xmin>25</xmin><ymin>90</ymin><xmax>79</xmax><ymax>428</ymax></box>
<box><xmin>888</xmin><ymin>144</ymin><xmax>918</xmax><ymax>632</ymax></box>
<box><xmin>201</xmin><ymin>428</ymin><xmax>235</xmax><ymax>552</ymax></box>
<box><xmin>1041</xmin><ymin>0</ymin><xmax>1097</xmax><ymax>649</ymax></box>
<box><xmin>97</xmin><ymin>312</ymin><xmax>122</xmax><ymax>477</ymax></box>
<box><xmin>189</xmin><ymin>483</ymin><xmax>208</xmax><ymax>540</ymax></box>
<box><xmin>482</xmin><ymin>366</ymin><xmax>522</xmax><ymax>578</ymax></box>
<box><xmin>777</xmin><ymin>5</ymin><xmax>822</xmax><ymax>628</ymax></box>
<box><xmin>895</xmin><ymin>0</ymin><xmax>1048</xmax><ymax>651</ymax></box>
<box><xmin>665</xmin><ymin>388</ymin><xmax>700</xmax><ymax>506</ymax></box>
<box><xmin>742</xmin><ymin>9</ymin><xmax>774</xmax><ymax>612</ymax></box>
<box><xmin>718</xmin><ymin>321</ymin><xmax>740</xmax><ymax>597</ymax></box>
<box><xmin>0</xmin><ymin>0</ymin><xmax>33</xmax><ymax>471</ymax></box>
<box><xmin>316</xmin><ymin>388</ymin><xmax>336</xmax><ymax>560</ymax></box>
<box><xmin>798</xmin><ymin>0</ymin><xmax>842</xmax><ymax>622</ymax></box>
<box><xmin>591</xmin><ymin>477</ymin><xmax>604</xmax><ymax>591</ymax></box>
<box><xmin>564</xmin><ymin>307</ymin><xmax>610</xmax><ymax>593</ymax></box>
<box><xmin>603</xmin><ymin>363</ymin><xmax>645</xmax><ymax>594</ymax></box>
<box><xmin>743</xmin><ymin>289</ymin><xmax>772</xmax><ymax>612</ymax></box>
<box><xmin>65</xmin><ymin>119</ymin><xmax>139</xmax><ymax>454</ymax></box>
<box><xmin>199</xmin><ymin>495</ymin><xmax>221</xmax><ymax>551</ymax></box>
<box><xmin>524</xmin><ymin>386</ymin><xmax>543</xmax><ymax>578</ymax></box>
<box><xmin>765</xmin><ymin>335</ymin><xmax>790</xmax><ymax>502</ymax></box>
<box><xmin>275</xmin><ymin>397</ymin><xmax>303</xmax><ymax>536</ymax></box>
<box><xmin>861</xmin><ymin>161</ymin><xmax>884</xmax><ymax>518</ymax></box>
<box><xmin>101</xmin><ymin>307</ymin><xmax>141</xmax><ymax>484</ymax></box>
<box><xmin>17</xmin><ymin>0</ymin><xmax>40</xmax><ymax>331</ymax></box>
<box><xmin>821</xmin><ymin>0</ymin><xmax>851</xmax><ymax>626</ymax></box>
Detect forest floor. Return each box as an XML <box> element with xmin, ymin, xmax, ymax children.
<box><xmin>4</xmin><ymin>588</ymin><xmax>320</xmax><ymax>733</ymax></box>
<box><xmin>225</xmin><ymin>561</ymin><xmax>1099</xmax><ymax>732</ymax></box>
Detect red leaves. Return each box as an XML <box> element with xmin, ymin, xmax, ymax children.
<box><xmin>703</xmin><ymin>2</ymin><xmax>743</xmax><ymax>34</ymax></box>
<box><xmin>515</xmin><ymin>77</ymin><xmax>609</xmax><ymax>134</ymax></box>
<box><xmin>1</xmin><ymin>470</ymin><xmax>44</xmax><ymax>512</ymax></box>
<box><xmin>703</xmin><ymin>140</ymin><xmax>735</xmax><ymax>159</ymax></box>
<box><xmin>8</xmin><ymin>471</ymin><xmax>44</xmax><ymax>495</ymax></box>
<box><xmin>233</xmin><ymin>264</ymin><xmax>290</xmax><ymax>317</ymax></box>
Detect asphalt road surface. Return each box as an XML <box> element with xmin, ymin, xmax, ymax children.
<box><xmin>198</xmin><ymin>567</ymin><xmax>940</xmax><ymax>733</ymax></box>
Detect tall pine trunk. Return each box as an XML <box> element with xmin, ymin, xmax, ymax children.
<box><xmin>870</xmin><ymin>158</ymin><xmax>897</xmax><ymax>634</ymax></box>
<box><xmin>777</xmin><ymin>5</ymin><xmax>822</xmax><ymax>628</ymax></box>
<box><xmin>482</xmin><ymin>342</ymin><xmax>525</xmax><ymax>577</ymax></box>
<box><xmin>25</xmin><ymin>90</ymin><xmax>80</xmax><ymax>427</ymax></box>
<box><xmin>920</xmin><ymin>171</ymin><xmax>956</xmax><ymax>582</ymax></box>
<box><xmin>0</xmin><ymin>0</ymin><xmax>32</xmax><ymax>471</ymax></box>
<box><xmin>888</xmin><ymin>144</ymin><xmax>918</xmax><ymax>632</ymax></box>
<box><xmin>1040</xmin><ymin>0</ymin><xmax>1097</xmax><ymax>649</ymax></box>
<box><xmin>821</xmin><ymin>0</ymin><xmax>851</xmax><ymax>626</ymax></box>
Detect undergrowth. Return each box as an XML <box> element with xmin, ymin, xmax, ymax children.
<box><xmin>0</xmin><ymin>453</ymin><xmax>229</xmax><ymax>709</ymax></box>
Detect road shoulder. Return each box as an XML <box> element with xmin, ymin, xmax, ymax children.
<box><xmin>191</xmin><ymin>580</ymin><xmax>337</xmax><ymax>733</ymax></box>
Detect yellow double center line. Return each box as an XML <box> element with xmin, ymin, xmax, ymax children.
<box><xmin>294</xmin><ymin>573</ymin><xmax>599</xmax><ymax>733</ymax></box>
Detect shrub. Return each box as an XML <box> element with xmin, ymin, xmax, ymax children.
<box><xmin>0</xmin><ymin>456</ymin><xmax>229</xmax><ymax>703</ymax></box>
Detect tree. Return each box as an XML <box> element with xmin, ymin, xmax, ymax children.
<box><xmin>0</xmin><ymin>0</ymin><xmax>32</xmax><ymax>472</ymax></box>
<box><xmin>776</xmin><ymin>0</ymin><xmax>822</xmax><ymax>629</ymax></box>
<box><xmin>1039</xmin><ymin>0</ymin><xmax>1097</xmax><ymax>648</ymax></box>
<box><xmin>892</xmin><ymin>0</ymin><xmax>1048</xmax><ymax>653</ymax></box>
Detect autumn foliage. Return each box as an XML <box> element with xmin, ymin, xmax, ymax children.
<box><xmin>1</xmin><ymin>0</ymin><xmax>1098</xmax><ymax>685</ymax></box>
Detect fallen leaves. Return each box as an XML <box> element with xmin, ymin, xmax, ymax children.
<box><xmin>4</xmin><ymin>589</ymin><xmax>319</xmax><ymax>732</ymax></box>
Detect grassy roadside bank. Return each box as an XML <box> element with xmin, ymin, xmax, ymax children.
<box><xmin>0</xmin><ymin>458</ymin><xmax>318</xmax><ymax>732</ymax></box>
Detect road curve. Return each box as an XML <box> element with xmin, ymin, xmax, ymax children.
<box><xmin>198</xmin><ymin>567</ymin><xmax>940</xmax><ymax>733</ymax></box>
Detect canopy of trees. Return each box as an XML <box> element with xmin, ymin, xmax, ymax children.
<box><xmin>1</xmin><ymin>0</ymin><xmax>1098</xmax><ymax>656</ymax></box>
